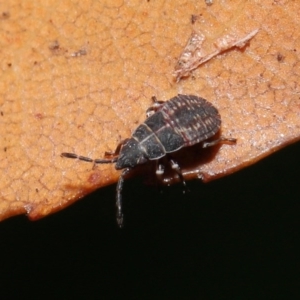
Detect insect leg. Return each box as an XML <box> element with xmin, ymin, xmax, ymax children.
<box><xmin>155</xmin><ymin>160</ymin><xmax>165</xmax><ymax>182</ymax></box>
<box><xmin>202</xmin><ymin>136</ymin><xmax>237</xmax><ymax>148</ymax></box>
<box><xmin>146</xmin><ymin>96</ymin><xmax>165</xmax><ymax>117</ymax></box>
<box><xmin>151</xmin><ymin>95</ymin><xmax>165</xmax><ymax>105</ymax></box>
<box><xmin>116</xmin><ymin>168</ymin><xmax>130</xmax><ymax>228</ymax></box>
<box><xmin>169</xmin><ymin>156</ymin><xmax>189</xmax><ymax>193</ymax></box>
<box><xmin>104</xmin><ymin>138</ymin><xmax>129</xmax><ymax>158</ymax></box>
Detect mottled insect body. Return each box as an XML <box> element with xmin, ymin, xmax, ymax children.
<box><xmin>61</xmin><ymin>94</ymin><xmax>236</xmax><ymax>227</ymax></box>
<box><xmin>116</xmin><ymin>95</ymin><xmax>221</xmax><ymax>170</ymax></box>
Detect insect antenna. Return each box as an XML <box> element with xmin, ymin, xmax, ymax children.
<box><xmin>61</xmin><ymin>152</ymin><xmax>128</xmax><ymax>228</ymax></box>
<box><xmin>61</xmin><ymin>152</ymin><xmax>117</xmax><ymax>165</ymax></box>
<box><xmin>116</xmin><ymin>168</ymin><xmax>130</xmax><ymax>228</ymax></box>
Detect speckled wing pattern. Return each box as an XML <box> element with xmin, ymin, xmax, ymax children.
<box><xmin>159</xmin><ymin>94</ymin><xmax>221</xmax><ymax>147</ymax></box>
<box><xmin>132</xmin><ymin>94</ymin><xmax>221</xmax><ymax>159</ymax></box>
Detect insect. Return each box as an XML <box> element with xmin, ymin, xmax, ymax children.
<box><xmin>61</xmin><ymin>94</ymin><xmax>236</xmax><ymax>227</ymax></box>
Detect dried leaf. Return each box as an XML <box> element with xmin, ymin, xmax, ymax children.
<box><xmin>0</xmin><ymin>0</ymin><xmax>299</xmax><ymax>221</ymax></box>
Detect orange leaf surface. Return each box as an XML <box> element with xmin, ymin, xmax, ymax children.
<box><xmin>0</xmin><ymin>0</ymin><xmax>299</xmax><ymax>221</ymax></box>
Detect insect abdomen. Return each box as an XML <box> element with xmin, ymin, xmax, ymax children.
<box><xmin>132</xmin><ymin>94</ymin><xmax>221</xmax><ymax>160</ymax></box>
<box><xmin>160</xmin><ymin>94</ymin><xmax>221</xmax><ymax>146</ymax></box>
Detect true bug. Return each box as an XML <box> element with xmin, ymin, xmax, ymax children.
<box><xmin>61</xmin><ymin>94</ymin><xmax>236</xmax><ymax>227</ymax></box>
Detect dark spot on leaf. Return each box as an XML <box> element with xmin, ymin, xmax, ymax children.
<box><xmin>191</xmin><ymin>15</ymin><xmax>198</xmax><ymax>24</ymax></box>
<box><xmin>277</xmin><ymin>53</ymin><xmax>284</xmax><ymax>62</ymax></box>
<box><xmin>49</xmin><ymin>40</ymin><xmax>67</xmax><ymax>55</ymax></box>
<box><xmin>49</xmin><ymin>40</ymin><xmax>60</xmax><ymax>51</ymax></box>
<box><xmin>0</xmin><ymin>11</ymin><xmax>10</xmax><ymax>19</ymax></box>
<box><xmin>34</xmin><ymin>113</ymin><xmax>44</xmax><ymax>120</ymax></box>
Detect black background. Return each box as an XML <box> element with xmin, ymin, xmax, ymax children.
<box><xmin>1</xmin><ymin>141</ymin><xmax>299</xmax><ymax>299</ymax></box>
